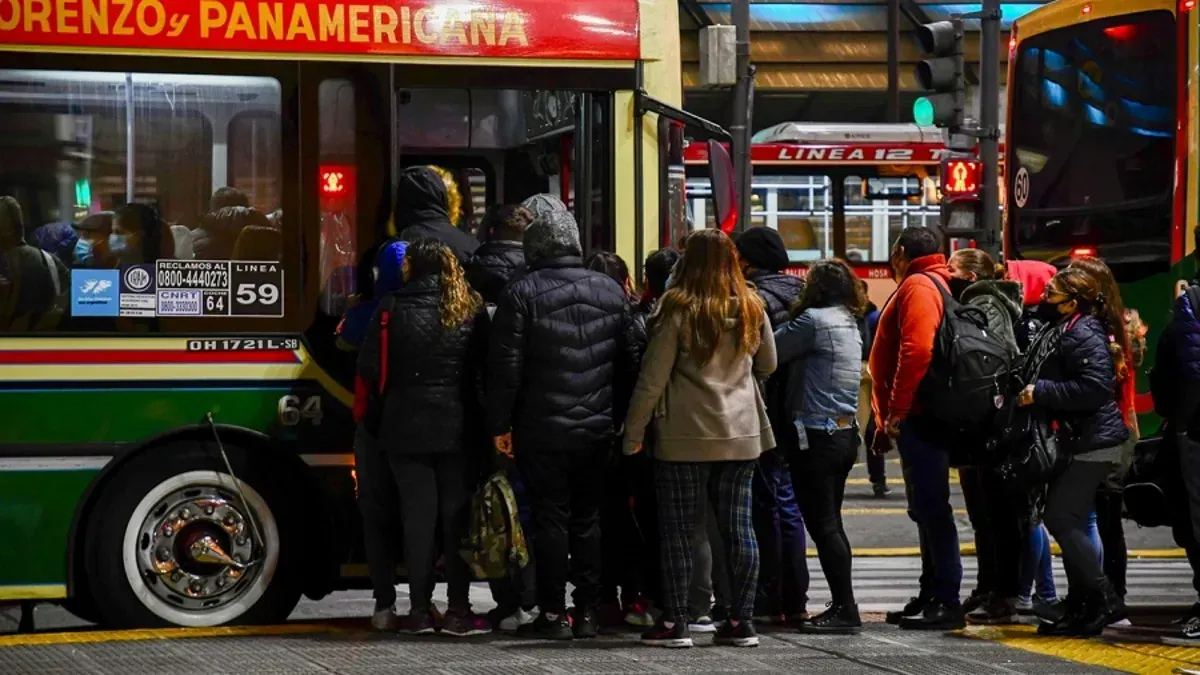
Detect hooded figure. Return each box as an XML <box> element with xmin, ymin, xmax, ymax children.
<box><xmin>486</xmin><ymin>205</ymin><xmax>630</xmax><ymax>633</ymax></box>
<box><xmin>395</xmin><ymin>166</ymin><xmax>479</xmax><ymax>263</ymax></box>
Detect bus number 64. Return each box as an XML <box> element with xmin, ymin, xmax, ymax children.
<box><xmin>278</xmin><ymin>395</ymin><xmax>324</xmax><ymax>426</ymax></box>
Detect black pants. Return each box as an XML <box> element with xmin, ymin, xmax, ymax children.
<box><xmin>519</xmin><ymin>446</ymin><xmax>607</xmax><ymax>614</ymax></box>
<box><xmin>788</xmin><ymin>427</ymin><xmax>859</xmax><ymax>605</ymax></box>
<box><xmin>601</xmin><ymin>456</ymin><xmax>654</xmax><ymax>607</ymax></box>
<box><xmin>1044</xmin><ymin>459</ymin><xmax>1112</xmax><ymax>595</ymax></box>
<box><xmin>355</xmin><ymin>427</ymin><xmax>402</xmax><ymax>610</ymax></box>
<box><xmin>959</xmin><ymin>466</ymin><xmax>1023</xmax><ymax>598</ymax></box>
<box><xmin>356</xmin><ymin>428</ymin><xmax>474</xmax><ymax>613</ymax></box>
<box><xmin>1095</xmin><ymin>488</ymin><xmax>1128</xmax><ymax>598</ymax></box>
<box><xmin>864</xmin><ymin>418</ymin><xmax>887</xmax><ymax>485</ymax></box>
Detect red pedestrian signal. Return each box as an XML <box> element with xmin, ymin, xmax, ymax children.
<box><xmin>941</xmin><ymin>158</ymin><xmax>982</xmax><ymax>201</ymax></box>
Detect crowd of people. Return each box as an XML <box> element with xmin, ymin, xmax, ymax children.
<box><xmin>12</xmin><ymin>162</ymin><xmax>1200</xmax><ymax>646</ymax></box>
<box><xmin>343</xmin><ymin>163</ymin><xmax>1200</xmax><ymax>648</ymax></box>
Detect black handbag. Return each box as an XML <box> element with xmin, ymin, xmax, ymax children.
<box><xmin>995</xmin><ymin>406</ymin><xmax>1063</xmax><ymax>493</ymax></box>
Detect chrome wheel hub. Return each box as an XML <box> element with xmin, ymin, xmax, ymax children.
<box><xmin>136</xmin><ymin>486</ymin><xmax>262</xmax><ymax>611</ymax></box>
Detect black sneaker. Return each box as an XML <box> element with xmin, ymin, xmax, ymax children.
<box><xmin>966</xmin><ymin>594</ymin><xmax>1018</xmax><ymax>625</ymax></box>
<box><xmin>799</xmin><ymin>603</ymin><xmax>862</xmax><ymax>635</ymax></box>
<box><xmin>517</xmin><ymin>612</ymin><xmax>573</xmax><ymax>640</ymax></box>
<box><xmin>1163</xmin><ymin>616</ymin><xmax>1200</xmax><ymax>646</ymax></box>
<box><xmin>714</xmin><ymin>619</ymin><xmax>759</xmax><ymax>647</ymax></box>
<box><xmin>886</xmin><ymin>594</ymin><xmax>931</xmax><ymax>625</ymax></box>
<box><xmin>1034</xmin><ymin>596</ymin><xmax>1073</xmax><ymax>625</ymax></box>
<box><xmin>872</xmin><ymin>482</ymin><xmax>891</xmax><ymax>498</ymax></box>
<box><xmin>962</xmin><ymin>589</ymin><xmax>986</xmax><ymax>615</ymax></box>
<box><xmin>641</xmin><ymin>619</ymin><xmax>693</xmax><ymax>648</ymax></box>
<box><xmin>1172</xmin><ymin>602</ymin><xmax>1200</xmax><ymax>626</ymax></box>
<box><xmin>571</xmin><ymin>607</ymin><xmax>599</xmax><ymax>639</ymax></box>
<box><xmin>1071</xmin><ymin>584</ymin><xmax>1128</xmax><ymax>638</ymax></box>
<box><xmin>899</xmin><ymin>599</ymin><xmax>966</xmax><ymax>631</ymax></box>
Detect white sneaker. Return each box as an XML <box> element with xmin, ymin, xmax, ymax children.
<box><xmin>371</xmin><ymin>607</ymin><xmax>399</xmax><ymax>631</ymax></box>
<box><xmin>688</xmin><ymin>615</ymin><xmax>718</xmax><ymax>633</ymax></box>
<box><xmin>499</xmin><ymin>607</ymin><xmax>539</xmax><ymax>632</ymax></box>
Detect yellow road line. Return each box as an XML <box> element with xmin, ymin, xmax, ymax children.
<box><xmin>816</xmin><ymin>546</ymin><xmax>1186</xmax><ymax>558</ymax></box>
<box><xmin>965</xmin><ymin>624</ymin><xmax>1200</xmax><ymax>675</ymax></box>
<box><xmin>841</xmin><ymin>507</ymin><xmax>968</xmax><ymax>516</ymax></box>
<box><xmin>0</xmin><ymin>623</ymin><xmax>342</xmax><ymax>648</ymax></box>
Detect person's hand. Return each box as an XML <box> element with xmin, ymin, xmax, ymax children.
<box><xmin>1177</xmin><ymin>280</ymin><xmax>1189</xmax><ymax>299</ymax></box>
<box><xmin>493</xmin><ymin>432</ymin><xmax>513</xmax><ymax>457</ymax></box>
<box><xmin>626</xmin><ymin>442</ymin><xmax>644</xmax><ymax>456</ymax></box>
<box><xmin>870</xmin><ymin>425</ymin><xmax>893</xmax><ymax>456</ymax></box>
<box><xmin>885</xmin><ymin>419</ymin><xmax>902</xmax><ymax>439</ymax></box>
<box><xmin>1017</xmin><ymin>384</ymin><xmax>1035</xmax><ymax>407</ymax></box>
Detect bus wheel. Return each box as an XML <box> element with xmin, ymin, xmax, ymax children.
<box><xmin>84</xmin><ymin>446</ymin><xmax>302</xmax><ymax>628</ymax></box>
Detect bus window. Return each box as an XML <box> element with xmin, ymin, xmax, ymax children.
<box><xmin>0</xmin><ymin>70</ymin><xmax>287</xmax><ymax>333</ymax></box>
<box><xmin>845</xmin><ymin>175</ymin><xmax>939</xmax><ymax>262</ymax></box>
<box><xmin>318</xmin><ymin>79</ymin><xmax>357</xmax><ymax>318</ymax></box>
<box><xmin>1008</xmin><ymin>10</ymin><xmax>1175</xmax><ymax>270</ymax></box>
<box><xmin>774</xmin><ymin>176</ymin><xmax>831</xmax><ymax>262</ymax></box>
<box><xmin>229</xmin><ymin>112</ymin><xmax>282</xmax><ymax>214</ymax></box>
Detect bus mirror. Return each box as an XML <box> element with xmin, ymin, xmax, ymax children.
<box><xmin>708</xmin><ymin>140</ymin><xmax>738</xmax><ymax>234</ymax></box>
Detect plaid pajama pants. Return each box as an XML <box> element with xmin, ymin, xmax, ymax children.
<box><xmin>656</xmin><ymin>460</ymin><xmax>759</xmax><ymax>620</ymax></box>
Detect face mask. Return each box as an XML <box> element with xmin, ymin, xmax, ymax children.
<box><xmin>74</xmin><ymin>238</ymin><xmax>94</xmax><ymax>266</ymax></box>
<box><xmin>108</xmin><ymin>234</ymin><xmax>129</xmax><ymax>256</ymax></box>
<box><xmin>1034</xmin><ymin>300</ymin><xmax>1065</xmax><ymax>323</ymax></box>
<box><xmin>948</xmin><ymin>277</ymin><xmax>973</xmax><ymax>299</ymax></box>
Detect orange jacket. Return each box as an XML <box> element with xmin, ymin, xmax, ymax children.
<box><xmin>869</xmin><ymin>254</ymin><xmax>952</xmax><ymax>427</ymax></box>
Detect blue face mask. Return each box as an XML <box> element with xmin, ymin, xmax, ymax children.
<box><xmin>74</xmin><ymin>237</ymin><xmax>94</xmax><ymax>265</ymax></box>
<box><xmin>108</xmin><ymin>234</ymin><xmax>129</xmax><ymax>256</ymax></box>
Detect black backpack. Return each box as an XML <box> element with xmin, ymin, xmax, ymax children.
<box><xmin>918</xmin><ymin>273</ymin><xmax>1015</xmax><ymax>435</ymax></box>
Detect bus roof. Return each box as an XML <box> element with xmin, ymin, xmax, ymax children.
<box><xmin>685</xmin><ymin>123</ymin><xmax>1006</xmax><ymax>166</ymax></box>
<box><xmin>1014</xmin><ymin>0</ymin><xmax>1176</xmax><ymax>37</ymax></box>
<box><xmin>0</xmin><ymin>0</ymin><xmax>641</xmax><ymax>63</ymax></box>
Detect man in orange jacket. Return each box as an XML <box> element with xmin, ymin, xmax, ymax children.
<box><xmin>868</xmin><ymin>226</ymin><xmax>964</xmax><ymax>630</ymax></box>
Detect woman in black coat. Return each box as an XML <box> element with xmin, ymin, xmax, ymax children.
<box><xmin>1017</xmin><ymin>266</ymin><xmax>1130</xmax><ymax>637</ymax></box>
<box><xmin>359</xmin><ymin>237</ymin><xmax>490</xmax><ymax>637</ymax></box>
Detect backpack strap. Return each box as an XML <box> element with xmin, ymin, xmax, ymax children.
<box><xmin>377</xmin><ymin>295</ymin><xmax>395</xmax><ymax>395</ymax></box>
<box><xmin>919</xmin><ymin>272</ymin><xmax>954</xmax><ymax>306</ymax></box>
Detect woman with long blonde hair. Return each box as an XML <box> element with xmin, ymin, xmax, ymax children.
<box><xmin>358</xmin><ymin>237</ymin><xmax>488</xmax><ymax>637</ymax></box>
<box><xmin>624</xmin><ymin>228</ymin><xmax>777</xmax><ymax>649</ymax></box>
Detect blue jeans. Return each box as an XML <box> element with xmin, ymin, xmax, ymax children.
<box><xmin>1019</xmin><ymin>523</ymin><xmax>1057</xmax><ymax>602</ymax></box>
<box><xmin>1088</xmin><ymin>511</ymin><xmax>1103</xmax><ymax>566</ymax></box>
<box><xmin>899</xmin><ymin>420</ymin><xmax>963</xmax><ymax>604</ymax></box>
<box><xmin>752</xmin><ymin>446</ymin><xmax>809</xmax><ymax>616</ymax></box>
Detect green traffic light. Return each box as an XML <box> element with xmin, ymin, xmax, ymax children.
<box><xmin>913</xmin><ymin>97</ymin><xmax>935</xmax><ymax>127</ymax></box>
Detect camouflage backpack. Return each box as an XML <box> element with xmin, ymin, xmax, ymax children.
<box><xmin>460</xmin><ymin>471</ymin><xmax>530</xmax><ymax>579</ymax></box>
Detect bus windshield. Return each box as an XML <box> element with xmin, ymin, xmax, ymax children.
<box><xmin>1008</xmin><ymin>9</ymin><xmax>1175</xmax><ymax>270</ymax></box>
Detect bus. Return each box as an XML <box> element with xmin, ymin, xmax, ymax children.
<box><xmin>0</xmin><ymin>0</ymin><xmax>726</xmax><ymax>629</ymax></box>
<box><xmin>1005</xmin><ymin>0</ymin><xmax>1197</xmax><ymax>426</ymax></box>
<box><xmin>683</xmin><ymin>122</ymin><xmax>1004</xmax><ymax>307</ymax></box>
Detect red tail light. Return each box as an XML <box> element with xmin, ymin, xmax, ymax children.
<box><xmin>1070</xmin><ymin>246</ymin><xmax>1097</xmax><ymax>258</ymax></box>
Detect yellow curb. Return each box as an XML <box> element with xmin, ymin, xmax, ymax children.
<box><xmin>0</xmin><ymin>623</ymin><xmax>342</xmax><ymax>648</ymax></box>
<box><xmin>965</xmin><ymin>624</ymin><xmax>1200</xmax><ymax>675</ymax></box>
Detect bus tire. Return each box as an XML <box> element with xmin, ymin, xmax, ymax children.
<box><xmin>83</xmin><ymin>443</ymin><xmax>302</xmax><ymax>628</ymax></box>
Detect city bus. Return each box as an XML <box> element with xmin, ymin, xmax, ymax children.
<box><xmin>1005</xmin><ymin>0</ymin><xmax>1197</xmax><ymax>425</ymax></box>
<box><xmin>0</xmin><ymin>0</ymin><xmax>725</xmax><ymax>628</ymax></box>
<box><xmin>683</xmin><ymin>122</ymin><xmax>1005</xmax><ymax>307</ymax></box>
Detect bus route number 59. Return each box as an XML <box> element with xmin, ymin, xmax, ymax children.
<box><xmin>231</xmin><ymin>262</ymin><xmax>285</xmax><ymax>317</ymax></box>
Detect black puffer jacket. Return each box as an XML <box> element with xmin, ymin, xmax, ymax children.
<box><xmin>395</xmin><ymin>167</ymin><xmax>479</xmax><ymax>263</ymax></box>
<box><xmin>358</xmin><ymin>275</ymin><xmax>487</xmax><ymax>454</ymax></box>
<box><xmin>1033</xmin><ymin>314</ymin><xmax>1129</xmax><ymax>454</ymax></box>
<box><xmin>467</xmin><ymin>239</ymin><xmax>525</xmax><ymax>304</ymax></box>
<box><xmin>746</xmin><ymin>270</ymin><xmax>805</xmax><ymax>328</ymax></box>
<box><xmin>487</xmin><ymin>256</ymin><xmax>631</xmax><ymax>451</ymax></box>
<box><xmin>625</xmin><ymin>297</ymin><xmax>657</xmax><ymax>374</ymax></box>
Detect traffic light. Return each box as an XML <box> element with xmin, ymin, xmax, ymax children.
<box><xmin>913</xmin><ymin>19</ymin><xmax>966</xmax><ymax>130</ymax></box>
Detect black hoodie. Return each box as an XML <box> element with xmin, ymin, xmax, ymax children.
<box><xmin>394</xmin><ymin>166</ymin><xmax>479</xmax><ymax>263</ymax></box>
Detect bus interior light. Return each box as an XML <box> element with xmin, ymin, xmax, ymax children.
<box><xmin>1081</xmin><ymin>4</ymin><xmax>1092</xmax><ymax>14</ymax></box>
